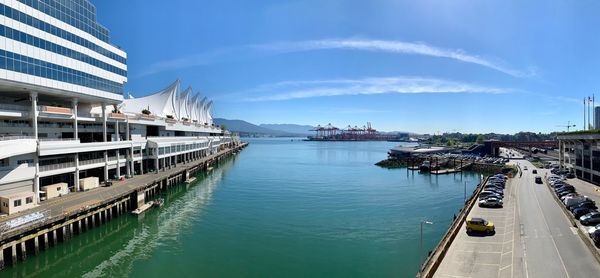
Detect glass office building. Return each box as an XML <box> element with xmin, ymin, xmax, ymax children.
<box><xmin>0</xmin><ymin>0</ymin><xmax>127</xmax><ymax>101</ymax></box>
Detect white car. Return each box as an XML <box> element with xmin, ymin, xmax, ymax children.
<box><xmin>523</xmin><ymin>166</ymin><xmax>528</xmax><ymax>170</ymax></box>
<box><xmin>588</xmin><ymin>224</ymin><xmax>600</xmax><ymax>235</ymax></box>
<box><xmin>479</xmin><ymin>197</ymin><xmax>503</xmax><ymax>208</ymax></box>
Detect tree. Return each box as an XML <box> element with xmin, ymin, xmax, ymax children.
<box><xmin>220</xmin><ymin>124</ymin><xmax>227</xmax><ymax>131</ymax></box>
<box><xmin>476</xmin><ymin>134</ymin><xmax>486</xmax><ymax>144</ymax></box>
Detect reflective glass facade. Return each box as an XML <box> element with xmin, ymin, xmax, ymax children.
<box><xmin>18</xmin><ymin>0</ymin><xmax>109</xmax><ymax>43</ymax></box>
<box><xmin>0</xmin><ymin>3</ymin><xmax>126</xmax><ymax>64</ymax></box>
<box><xmin>0</xmin><ymin>49</ymin><xmax>123</xmax><ymax>94</ymax></box>
<box><xmin>0</xmin><ymin>24</ymin><xmax>126</xmax><ymax>77</ymax></box>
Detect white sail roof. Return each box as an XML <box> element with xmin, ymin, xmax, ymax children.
<box><xmin>198</xmin><ymin>97</ymin><xmax>207</xmax><ymax>124</ymax></box>
<box><xmin>122</xmin><ymin>80</ymin><xmax>180</xmax><ymax>117</ymax></box>
<box><xmin>189</xmin><ymin>93</ymin><xmax>200</xmax><ymax>122</ymax></box>
<box><xmin>178</xmin><ymin>86</ymin><xmax>192</xmax><ymax>120</ymax></box>
<box><xmin>205</xmin><ymin>100</ymin><xmax>213</xmax><ymax>125</ymax></box>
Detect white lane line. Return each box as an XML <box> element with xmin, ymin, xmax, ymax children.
<box><xmin>531</xmin><ymin>174</ymin><xmax>571</xmax><ymax>278</ymax></box>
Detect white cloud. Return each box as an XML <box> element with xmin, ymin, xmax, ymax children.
<box><xmin>134</xmin><ymin>38</ymin><xmax>535</xmax><ymax>78</ymax></box>
<box><xmin>241</xmin><ymin>76</ymin><xmax>511</xmax><ymax>101</ymax></box>
<box><xmin>254</xmin><ymin>39</ymin><xmax>535</xmax><ymax>78</ymax></box>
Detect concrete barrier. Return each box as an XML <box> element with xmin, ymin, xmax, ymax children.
<box><xmin>417</xmin><ymin>176</ymin><xmax>489</xmax><ymax>278</ymax></box>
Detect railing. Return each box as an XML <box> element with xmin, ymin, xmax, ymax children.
<box><xmin>0</xmin><ymin>103</ymin><xmax>29</xmax><ymax>112</ymax></box>
<box><xmin>38</xmin><ymin>105</ymin><xmax>73</xmax><ymax>115</ymax></box>
<box><xmin>39</xmin><ymin>161</ymin><xmax>75</xmax><ymax>172</ymax></box>
<box><xmin>39</xmin><ymin>138</ymin><xmax>78</xmax><ymax>142</ymax></box>
<box><xmin>0</xmin><ymin>135</ymin><xmax>34</xmax><ymax>141</ymax></box>
<box><xmin>107</xmin><ymin>156</ymin><xmax>117</xmax><ymax>161</ymax></box>
<box><xmin>79</xmin><ymin>158</ymin><xmax>105</xmax><ymax>165</ymax></box>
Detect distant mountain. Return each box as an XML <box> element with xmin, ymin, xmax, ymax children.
<box><xmin>213</xmin><ymin>118</ymin><xmax>296</xmax><ymax>137</ymax></box>
<box><xmin>259</xmin><ymin>124</ymin><xmax>314</xmax><ymax>135</ymax></box>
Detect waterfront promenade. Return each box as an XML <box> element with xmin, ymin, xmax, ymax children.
<box><xmin>433</xmin><ymin>160</ymin><xmax>600</xmax><ymax>278</ymax></box>
<box><xmin>0</xmin><ymin>143</ymin><xmax>247</xmax><ymax>241</ymax></box>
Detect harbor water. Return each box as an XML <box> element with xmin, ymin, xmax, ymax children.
<box><xmin>3</xmin><ymin>138</ymin><xmax>482</xmax><ymax>277</ymax></box>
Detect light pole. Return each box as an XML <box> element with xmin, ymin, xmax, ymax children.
<box><xmin>419</xmin><ymin>220</ymin><xmax>434</xmax><ymax>277</ymax></box>
<box><xmin>464</xmin><ymin>181</ymin><xmax>467</xmax><ymax>204</ymax></box>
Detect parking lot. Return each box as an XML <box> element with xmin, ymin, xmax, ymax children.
<box><xmin>435</xmin><ymin>171</ymin><xmax>522</xmax><ymax>278</ymax></box>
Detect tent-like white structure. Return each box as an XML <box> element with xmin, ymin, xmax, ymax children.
<box><xmin>122</xmin><ymin>80</ymin><xmax>180</xmax><ymax>118</ymax></box>
<box><xmin>120</xmin><ymin>80</ymin><xmax>215</xmax><ymax>124</ymax></box>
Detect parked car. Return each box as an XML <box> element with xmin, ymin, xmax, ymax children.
<box><xmin>573</xmin><ymin>207</ymin><xmax>596</xmax><ymax>219</ymax></box>
<box><xmin>466</xmin><ymin>217</ymin><xmax>495</xmax><ymax>234</ymax></box>
<box><xmin>555</xmin><ymin>185</ymin><xmax>575</xmax><ymax>192</ymax></box>
<box><xmin>570</xmin><ymin>201</ymin><xmax>597</xmax><ymax>212</ymax></box>
<box><xmin>587</xmin><ymin>224</ymin><xmax>600</xmax><ymax>236</ymax></box>
<box><xmin>591</xmin><ymin>230</ymin><xmax>600</xmax><ymax>246</ymax></box>
<box><xmin>561</xmin><ymin>194</ymin><xmax>580</xmax><ymax>203</ymax></box>
<box><xmin>581</xmin><ymin>212</ymin><xmax>600</xmax><ymax>225</ymax></box>
<box><xmin>479</xmin><ymin>192</ymin><xmax>503</xmax><ymax>200</ymax></box>
<box><xmin>566</xmin><ymin>197</ymin><xmax>592</xmax><ymax>209</ymax></box>
<box><xmin>482</xmin><ymin>189</ymin><xmax>504</xmax><ymax>197</ymax></box>
<box><xmin>479</xmin><ymin>197</ymin><xmax>503</xmax><ymax>208</ymax></box>
<box><xmin>558</xmin><ymin>190</ymin><xmax>576</xmax><ymax>198</ymax></box>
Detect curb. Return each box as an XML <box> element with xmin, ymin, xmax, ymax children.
<box><xmin>543</xmin><ymin>176</ymin><xmax>600</xmax><ymax>264</ymax></box>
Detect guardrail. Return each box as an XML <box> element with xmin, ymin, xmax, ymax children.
<box><xmin>417</xmin><ymin>176</ymin><xmax>489</xmax><ymax>278</ymax></box>
<box><xmin>39</xmin><ymin>162</ymin><xmax>75</xmax><ymax>172</ymax></box>
<box><xmin>0</xmin><ymin>103</ymin><xmax>29</xmax><ymax>111</ymax></box>
<box><xmin>0</xmin><ymin>135</ymin><xmax>34</xmax><ymax>141</ymax></box>
<box><xmin>79</xmin><ymin>158</ymin><xmax>105</xmax><ymax>165</ymax></box>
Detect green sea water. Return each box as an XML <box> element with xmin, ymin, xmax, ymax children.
<box><xmin>3</xmin><ymin>138</ymin><xmax>482</xmax><ymax>277</ymax></box>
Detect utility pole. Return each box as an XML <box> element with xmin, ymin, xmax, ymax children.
<box><xmin>584</xmin><ymin>97</ymin><xmax>587</xmax><ymax>131</ymax></box>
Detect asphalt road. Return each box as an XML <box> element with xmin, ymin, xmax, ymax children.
<box><xmin>434</xmin><ymin>156</ymin><xmax>600</xmax><ymax>278</ymax></box>
<box><xmin>517</xmin><ymin>160</ymin><xmax>600</xmax><ymax>278</ymax></box>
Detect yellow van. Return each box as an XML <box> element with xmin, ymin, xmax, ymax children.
<box><xmin>466</xmin><ymin>217</ymin><xmax>495</xmax><ymax>234</ymax></box>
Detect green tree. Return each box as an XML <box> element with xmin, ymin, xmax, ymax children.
<box><xmin>476</xmin><ymin>134</ymin><xmax>486</xmax><ymax>144</ymax></box>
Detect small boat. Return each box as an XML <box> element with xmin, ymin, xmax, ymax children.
<box><xmin>420</xmin><ymin>161</ymin><xmax>431</xmax><ymax>171</ymax></box>
<box><xmin>132</xmin><ymin>201</ymin><xmax>154</xmax><ymax>215</ymax></box>
<box><xmin>153</xmin><ymin>198</ymin><xmax>164</xmax><ymax>207</ymax></box>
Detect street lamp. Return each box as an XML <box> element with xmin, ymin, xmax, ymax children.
<box><xmin>464</xmin><ymin>181</ymin><xmax>467</xmax><ymax>204</ymax></box>
<box><xmin>419</xmin><ymin>220</ymin><xmax>434</xmax><ymax>277</ymax></box>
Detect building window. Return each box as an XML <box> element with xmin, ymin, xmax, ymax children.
<box><xmin>14</xmin><ymin>199</ymin><xmax>22</xmax><ymax>207</ymax></box>
<box><xmin>26</xmin><ymin>197</ymin><xmax>33</xmax><ymax>204</ymax></box>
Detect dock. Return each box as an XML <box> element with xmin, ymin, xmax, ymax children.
<box><xmin>131</xmin><ymin>201</ymin><xmax>154</xmax><ymax>215</ymax></box>
<box><xmin>0</xmin><ymin>142</ymin><xmax>248</xmax><ymax>270</ymax></box>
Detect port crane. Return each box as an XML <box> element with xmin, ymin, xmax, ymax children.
<box><xmin>556</xmin><ymin>121</ymin><xmax>576</xmax><ymax>132</ymax></box>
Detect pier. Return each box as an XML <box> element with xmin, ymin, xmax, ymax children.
<box><xmin>0</xmin><ymin>143</ymin><xmax>248</xmax><ymax>270</ymax></box>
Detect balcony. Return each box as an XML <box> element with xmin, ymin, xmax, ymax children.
<box><xmin>109</xmin><ymin>113</ymin><xmax>127</xmax><ymax>119</ymax></box>
<box><xmin>38</xmin><ymin>105</ymin><xmax>73</xmax><ymax>115</ymax></box>
<box><xmin>39</xmin><ymin>161</ymin><xmax>75</xmax><ymax>172</ymax></box>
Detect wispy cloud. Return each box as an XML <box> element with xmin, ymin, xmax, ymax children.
<box><xmin>239</xmin><ymin>76</ymin><xmax>512</xmax><ymax>101</ymax></box>
<box><xmin>254</xmin><ymin>39</ymin><xmax>536</xmax><ymax>78</ymax></box>
<box><xmin>135</xmin><ymin>38</ymin><xmax>535</xmax><ymax>78</ymax></box>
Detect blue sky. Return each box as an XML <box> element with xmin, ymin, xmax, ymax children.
<box><xmin>94</xmin><ymin>0</ymin><xmax>599</xmax><ymax>134</ymax></box>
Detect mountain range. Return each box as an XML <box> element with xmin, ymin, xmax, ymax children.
<box><xmin>213</xmin><ymin>118</ymin><xmax>314</xmax><ymax>137</ymax></box>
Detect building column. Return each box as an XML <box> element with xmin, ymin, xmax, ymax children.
<box><xmin>115</xmin><ymin>120</ymin><xmax>119</xmax><ymax>142</ymax></box>
<box><xmin>31</xmin><ymin>92</ymin><xmax>40</xmax><ymax>204</ymax></box>
<box><xmin>116</xmin><ymin>151</ymin><xmax>121</xmax><ymax>179</ymax></box>
<box><xmin>72</xmin><ymin>99</ymin><xmax>78</xmax><ymax>139</ymax></box>
<box><xmin>104</xmin><ymin>151</ymin><xmax>109</xmax><ymax>182</ymax></box>
<box><xmin>102</xmin><ymin>104</ymin><xmax>107</xmax><ymax>142</ymax></box>
<box><xmin>155</xmin><ymin>158</ymin><xmax>159</xmax><ymax>174</ymax></box>
<box><xmin>74</xmin><ymin>154</ymin><xmax>80</xmax><ymax>191</ymax></box>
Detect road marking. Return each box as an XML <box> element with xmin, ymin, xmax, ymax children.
<box><xmin>499</xmin><ymin>264</ymin><xmax>511</xmax><ymax>271</ymax></box>
<box><xmin>454</xmin><ymin>250</ymin><xmax>501</xmax><ymax>254</ymax></box>
<box><xmin>531</xmin><ymin>174</ymin><xmax>571</xmax><ymax>278</ymax></box>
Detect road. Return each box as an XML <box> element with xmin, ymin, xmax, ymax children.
<box><xmin>516</xmin><ymin>159</ymin><xmax>600</xmax><ymax>278</ymax></box>
<box><xmin>434</xmin><ymin>158</ymin><xmax>600</xmax><ymax>278</ymax></box>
